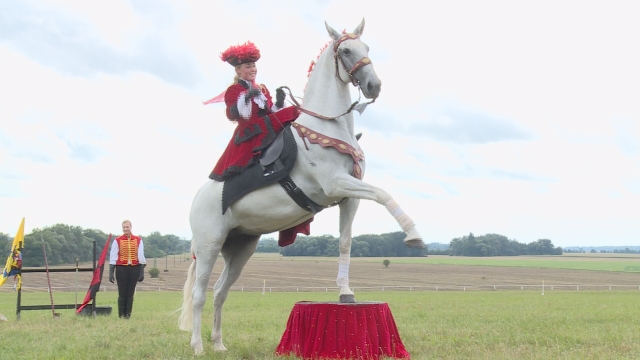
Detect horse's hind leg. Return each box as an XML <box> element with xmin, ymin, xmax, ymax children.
<box><xmin>211</xmin><ymin>234</ymin><xmax>260</xmax><ymax>351</ymax></box>
<box><xmin>337</xmin><ymin>198</ymin><xmax>359</xmax><ymax>303</ymax></box>
<box><xmin>190</xmin><ymin>234</ymin><xmax>225</xmax><ymax>355</ymax></box>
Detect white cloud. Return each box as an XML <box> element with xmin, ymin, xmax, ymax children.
<box><xmin>1</xmin><ymin>0</ymin><xmax>202</xmax><ymax>88</ymax></box>
<box><xmin>1</xmin><ymin>0</ymin><xmax>639</xmax><ymax>247</ymax></box>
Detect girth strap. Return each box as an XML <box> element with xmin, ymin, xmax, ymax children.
<box><xmin>279</xmin><ymin>176</ymin><xmax>325</xmax><ymax>214</ymax></box>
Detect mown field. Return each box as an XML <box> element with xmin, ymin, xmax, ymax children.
<box><xmin>1</xmin><ymin>253</ymin><xmax>640</xmax><ymax>358</ymax></box>
<box><xmin>4</xmin><ymin>253</ymin><xmax>640</xmax><ymax>294</ymax></box>
<box><xmin>376</xmin><ymin>254</ymin><xmax>640</xmax><ymax>272</ymax></box>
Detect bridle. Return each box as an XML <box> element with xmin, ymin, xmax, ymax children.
<box><xmin>284</xmin><ymin>33</ymin><xmax>377</xmax><ymax>121</ymax></box>
<box><xmin>333</xmin><ymin>33</ymin><xmax>372</xmax><ymax>87</ymax></box>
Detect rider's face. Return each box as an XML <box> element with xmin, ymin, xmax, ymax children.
<box><xmin>237</xmin><ymin>62</ymin><xmax>257</xmax><ymax>82</ymax></box>
<box><xmin>122</xmin><ymin>222</ymin><xmax>132</xmax><ymax>236</ymax></box>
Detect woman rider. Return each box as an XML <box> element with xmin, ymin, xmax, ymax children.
<box><xmin>205</xmin><ymin>41</ymin><xmax>300</xmax><ymax>181</ymax></box>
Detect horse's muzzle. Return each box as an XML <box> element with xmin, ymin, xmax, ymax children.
<box><xmin>363</xmin><ymin>78</ymin><xmax>381</xmax><ymax>99</ymax></box>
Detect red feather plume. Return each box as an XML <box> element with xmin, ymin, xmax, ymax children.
<box><xmin>220</xmin><ymin>41</ymin><xmax>261</xmax><ymax>66</ymax></box>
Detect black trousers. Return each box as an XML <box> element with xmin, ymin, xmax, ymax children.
<box><xmin>115</xmin><ymin>265</ymin><xmax>141</xmax><ymax>318</ymax></box>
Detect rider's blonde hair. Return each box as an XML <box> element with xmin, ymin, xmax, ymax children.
<box><xmin>232</xmin><ymin>65</ymin><xmax>241</xmax><ymax>85</ymax></box>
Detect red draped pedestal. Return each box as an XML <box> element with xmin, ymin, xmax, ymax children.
<box><xmin>275</xmin><ymin>301</ymin><xmax>410</xmax><ymax>359</ymax></box>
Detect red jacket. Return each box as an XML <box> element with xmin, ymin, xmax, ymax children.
<box><xmin>210</xmin><ymin>81</ymin><xmax>299</xmax><ymax>181</ymax></box>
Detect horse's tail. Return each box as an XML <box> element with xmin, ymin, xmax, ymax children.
<box><xmin>178</xmin><ymin>248</ymin><xmax>196</xmax><ymax>331</ymax></box>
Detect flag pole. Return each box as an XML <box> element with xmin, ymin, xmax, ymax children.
<box><xmin>92</xmin><ymin>240</ymin><xmax>96</xmax><ymax>316</ymax></box>
<box><xmin>75</xmin><ymin>258</ymin><xmax>79</xmax><ymax>309</ymax></box>
<box><xmin>41</xmin><ymin>235</ymin><xmax>60</xmax><ymax>318</ymax></box>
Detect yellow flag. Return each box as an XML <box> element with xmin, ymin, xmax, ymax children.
<box><xmin>0</xmin><ymin>218</ymin><xmax>25</xmax><ymax>289</ymax></box>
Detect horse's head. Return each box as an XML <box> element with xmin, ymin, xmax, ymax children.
<box><xmin>325</xmin><ymin>19</ymin><xmax>381</xmax><ymax>100</ymax></box>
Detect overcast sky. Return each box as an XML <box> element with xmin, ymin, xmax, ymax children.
<box><xmin>1</xmin><ymin>0</ymin><xmax>639</xmax><ymax>247</ymax></box>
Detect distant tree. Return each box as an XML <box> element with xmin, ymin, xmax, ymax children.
<box><xmin>13</xmin><ymin>224</ymin><xmax>186</xmax><ymax>267</ymax></box>
<box><xmin>280</xmin><ymin>232</ymin><xmax>426</xmax><ymax>257</ymax></box>
<box><xmin>256</xmin><ymin>237</ymin><xmax>279</xmax><ymax>253</ymax></box>
<box><xmin>427</xmin><ymin>248</ymin><xmax>450</xmax><ymax>255</ymax></box>
<box><xmin>426</xmin><ymin>243</ymin><xmax>449</xmax><ymax>255</ymax></box>
<box><xmin>383</xmin><ymin>259</ymin><xmax>390</xmax><ymax>268</ymax></box>
<box><xmin>0</xmin><ymin>232</ymin><xmax>10</xmax><ymax>255</ymax></box>
<box><xmin>449</xmin><ymin>234</ymin><xmax>562</xmax><ymax>257</ymax></box>
<box><xmin>143</xmin><ymin>231</ymin><xmax>186</xmax><ymax>257</ymax></box>
<box><xmin>351</xmin><ymin>240</ymin><xmax>370</xmax><ymax>257</ymax></box>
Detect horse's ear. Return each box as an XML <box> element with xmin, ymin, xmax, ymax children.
<box><xmin>325</xmin><ymin>21</ymin><xmax>341</xmax><ymax>41</ymax></box>
<box><xmin>353</xmin><ymin>18</ymin><xmax>365</xmax><ymax>36</ymax></box>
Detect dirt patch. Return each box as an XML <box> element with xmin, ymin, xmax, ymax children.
<box><xmin>5</xmin><ymin>254</ymin><xmax>639</xmax><ymax>293</ymax></box>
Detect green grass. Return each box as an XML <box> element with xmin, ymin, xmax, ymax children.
<box><xmin>269</xmin><ymin>253</ymin><xmax>640</xmax><ymax>272</ymax></box>
<box><xmin>1</xmin><ymin>290</ymin><xmax>640</xmax><ymax>359</ymax></box>
<box><xmin>365</xmin><ymin>256</ymin><xmax>640</xmax><ymax>273</ymax></box>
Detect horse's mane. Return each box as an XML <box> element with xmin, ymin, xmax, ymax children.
<box><xmin>307</xmin><ymin>29</ymin><xmax>346</xmax><ymax>78</ymax></box>
<box><xmin>304</xmin><ymin>29</ymin><xmax>347</xmax><ymax>94</ymax></box>
<box><xmin>307</xmin><ymin>42</ymin><xmax>330</xmax><ymax>78</ymax></box>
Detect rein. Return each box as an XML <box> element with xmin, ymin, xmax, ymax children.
<box><xmin>280</xmin><ymin>86</ymin><xmax>363</xmax><ymax>120</ymax></box>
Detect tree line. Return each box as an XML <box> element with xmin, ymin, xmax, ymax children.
<box><xmin>0</xmin><ymin>223</ymin><xmax>190</xmax><ymax>267</ymax></box>
<box><xmin>2</xmin><ymin>223</ymin><xmax>563</xmax><ymax>263</ymax></box>
<box><xmin>448</xmin><ymin>233</ymin><xmax>562</xmax><ymax>256</ymax></box>
<box><xmin>565</xmin><ymin>248</ymin><xmax>640</xmax><ymax>254</ymax></box>
<box><xmin>258</xmin><ymin>232</ymin><xmax>426</xmax><ymax>257</ymax></box>
<box><xmin>257</xmin><ymin>232</ymin><xmax>563</xmax><ymax>257</ymax></box>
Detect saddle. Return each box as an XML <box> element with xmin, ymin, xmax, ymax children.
<box><xmin>221</xmin><ymin>125</ymin><xmax>324</xmax><ymax>215</ymax></box>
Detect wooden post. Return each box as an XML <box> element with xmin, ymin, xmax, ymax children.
<box><xmin>16</xmin><ymin>279</ymin><xmax>21</xmax><ymax>321</ymax></box>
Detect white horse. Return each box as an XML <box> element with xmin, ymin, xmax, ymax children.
<box><xmin>179</xmin><ymin>19</ymin><xmax>423</xmax><ymax>355</ymax></box>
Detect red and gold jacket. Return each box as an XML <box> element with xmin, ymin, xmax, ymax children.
<box><xmin>114</xmin><ymin>234</ymin><xmax>142</xmax><ymax>266</ymax></box>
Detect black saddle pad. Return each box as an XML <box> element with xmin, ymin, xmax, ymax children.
<box><xmin>221</xmin><ymin>125</ymin><xmax>297</xmax><ymax>214</ymax></box>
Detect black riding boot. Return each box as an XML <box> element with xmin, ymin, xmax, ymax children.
<box><xmin>118</xmin><ymin>297</ymin><xmax>126</xmax><ymax>318</ymax></box>
<box><xmin>125</xmin><ymin>295</ymin><xmax>134</xmax><ymax>318</ymax></box>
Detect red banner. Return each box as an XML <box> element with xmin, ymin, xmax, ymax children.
<box><xmin>76</xmin><ymin>234</ymin><xmax>111</xmax><ymax>314</ymax></box>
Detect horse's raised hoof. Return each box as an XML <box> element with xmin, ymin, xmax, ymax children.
<box><xmin>404</xmin><ymin>228</ymin><xmax>424</xmax><ymax>248</ymax></box>
<box><xmin>404</xmin><ymin>239</ymin><xmax>425</xmax><ymax>249</ymax></box>
<box><xmin>340</xmin><ymin>294</ymin><xmax>356</xmax><ymax>303</ymax></box>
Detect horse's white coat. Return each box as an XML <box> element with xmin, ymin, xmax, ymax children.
<box><xmin>178</xmin><ymin>19</ymin><xmax>424</xmax><ymax>355</ymax></box>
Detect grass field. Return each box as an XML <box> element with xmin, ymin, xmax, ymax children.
<box><xmin>1</xmin><ymin>290</ymin><xmax>639</xmax><ymax>359</ymax></box>
<box><xmin>2</xmin><ymin>254</ymin><xmax>640</xmax><ymax>359</ymax></box>
<box><xmin>363</xmin><ymin>254</ymin><xmax>640</xmax><ymax>273</ymax></box>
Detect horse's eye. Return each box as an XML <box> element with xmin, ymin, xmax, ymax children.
<box><xmin>342</xmin><ymin>48</ymin><xmax>351</xmax><ymax>55</ymax></box>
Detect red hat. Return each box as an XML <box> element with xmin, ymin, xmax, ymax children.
<box><xmin>220</xmin><ymin>41</ymin><xmax>261</xmax><ymax>66</ymax></box>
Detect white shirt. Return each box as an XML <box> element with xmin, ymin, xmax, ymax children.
<box><xmin>236</xmin><ymin>79</ymin><xmax>283</xmax><ymax>119</ymax></box>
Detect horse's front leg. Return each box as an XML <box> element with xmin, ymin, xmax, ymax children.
<box><xmin>337</xmin><ymin>197</ymin><xmax>359</xmax><ymax>303</ymax></box>
<box><xmin>327</xmin><ymin>174</ymin><xmax>424</xmax><ymax>248</ymax></box>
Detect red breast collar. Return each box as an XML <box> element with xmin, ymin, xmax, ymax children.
<box><xmin>292</xmin><ymin>122</ymin><xmax>364</xmax><ymax>179</ymax></box>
